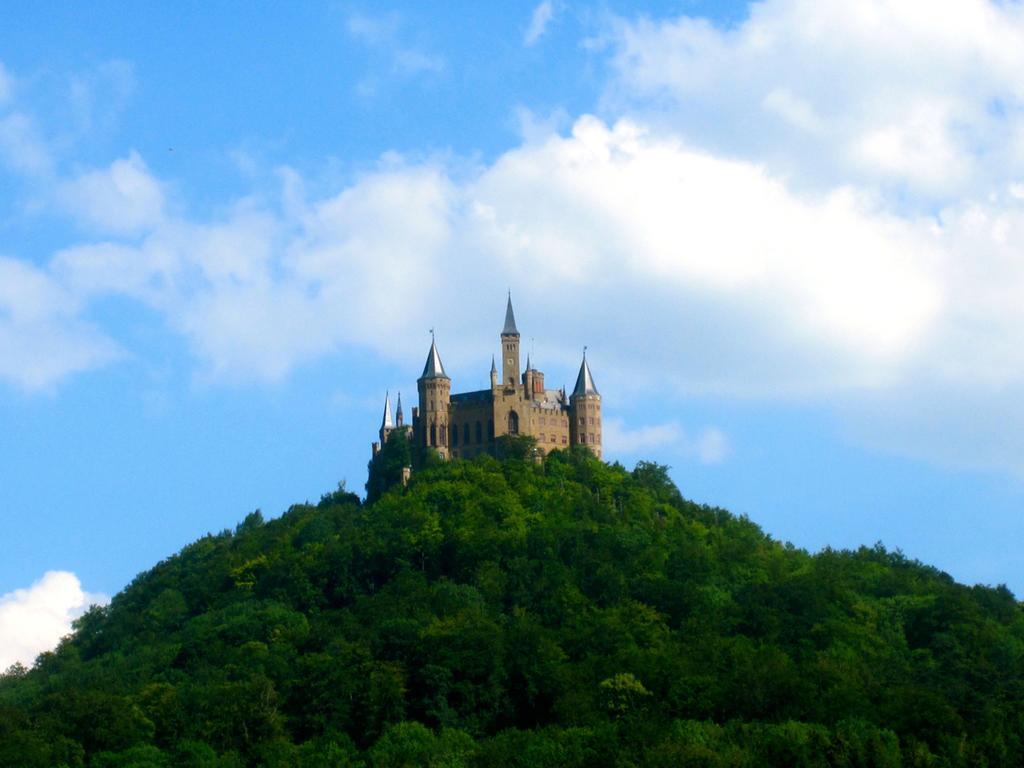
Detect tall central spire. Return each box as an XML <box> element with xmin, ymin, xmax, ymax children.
<box><xmin>500</xmin><ymin>294</ymin><xmax>521</xmax><ymax>386</ymax></box>
<box><xmin>502</xmin><ymin>293</ymin><xmax>519</xmax><ymax>337</ymax></box>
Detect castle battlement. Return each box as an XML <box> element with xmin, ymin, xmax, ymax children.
<box><xmin>372</xmin><ymin>296</ymin><xmax>601</xmax><ymax>463</ymax></box>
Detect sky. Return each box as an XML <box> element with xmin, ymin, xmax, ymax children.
<box><xmin>3</xmin><ymin>0</ymin><xmax>1024</xmax><ymax>668</ymax></box>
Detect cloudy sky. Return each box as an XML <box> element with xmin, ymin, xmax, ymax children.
<box><xmin>4</xmin><ymin>0</ymin><xmax>1024</xmax><ymax>667</ymax></box>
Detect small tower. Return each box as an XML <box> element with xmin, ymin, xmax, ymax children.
<box><xmin>395</xmin><ymin>391</ymin><xmax>404</xmax><ymax>427</ymax></box>
<box><xmin>523</xmin><ymin>355</ymin><xmax>536</xmax><ymax>401</ymax></box>
<box><xmin>372</xmin><ymin>390</ymin><xmax>394</xmax><ymax>456</ymax></box>
<box><xmin>417</xmin><ymin>335</ymin><xmax>451</xmax><ymax>459</ymax></box>
<box><xmin>490</xmin><ymin>355</ymin><xmax>498</xmax><ymax>389</ymax></box>
<box><xmin>569</xmin><ymin>350</ymin><xmax>602</xmax><ymax>459</ymax></box>
<box><xmin>500</xmin><ymin>294</ymin><xmax>521</xmax><ymax>388</ymax></box>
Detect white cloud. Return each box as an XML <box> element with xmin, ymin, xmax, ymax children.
<box><xmin>604</xmin><ymin>0</ymin><xmax>1024</xmax><ymax>203</ymax></box>
<box><xmin>345</xmin><ymin>10</ymin><xmax>444</xmax><ymax>83</ymax></box>
<box><xmin>604</xmin><ymin>418</ymin><xmax>730</xmax><ymax>464</ymax></box>
<box><xmin>0</xmin><ymin>112</ymin><xmax>53</xmax><ymax>177</ymax></box>
<box><xmin>5</xmin><ymin>110</ymin><xmax>1022</xmax><ymax>481</ymax></box>
<box><xmin>0</xmin><ymin>571</ymin><xmax>108</xmax><ymax>670</ymax></box>
<box><xmin>604</xmin><ymin>417</ymin><xmax>683</xmax><ymax>453</ymax></box>
<box><xmin>525</xmin><ymin>1</ymin><xmax>555</xmax><ymax>46</ymax></box>
<box><xmin>0</xmin><ymin>256</ymin><xmax>120</xmax><ymax>391</ymax></box>
<box><xmin>59</xmin><ymin>151</ymin><xmax>165</xmax><ymax>234</ymax></box>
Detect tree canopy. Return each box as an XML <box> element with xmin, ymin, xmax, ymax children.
<box><xmin>2</xmin><ymin>449</ymin><xmax>1022</xmax><ymax>767</ymax></box>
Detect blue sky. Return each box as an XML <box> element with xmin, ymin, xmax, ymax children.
<box><xmin>4</xmin><ymin>0</ymin><xmax>1024</xmax><ymax>667</ymax></box>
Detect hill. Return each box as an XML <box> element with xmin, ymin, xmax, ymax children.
<box><xmin>1</xmin><ymin>449</ymin><xmax>1022</xmax><ymax>767</ymax></box>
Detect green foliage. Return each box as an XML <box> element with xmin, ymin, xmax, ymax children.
<box><xmin>1</xmin><ymin>453</ymin><xmax>1022</xmax><ymax>766</ymax></box>
<box><xmin>367</xmin><ymin>429</ymin><xmax>413</xmax><ymax>503</ymax></box>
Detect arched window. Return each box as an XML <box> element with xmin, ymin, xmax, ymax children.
<box><xmin>430</xmin><ymin>424</ymin><xmax>437</xmax><ymax>446</ymax></box>
<box><xmin>476</xmin><ymin>421</ymin><xmax>482</xmax><ymax>443</ymax></box>
<box><xmin>463</xmin><ymin>423</ymin><xmax>470</xmax><ymax>444</ymax></box>
<box><xmin>508</xmin><ymin>411</ymin><xmax>519</xmax><ymax>435</ymax></box>
<box><xmin>440</xmin><ymin>424</ymin><xmax>447</xmax><ymax>445</ymax></box>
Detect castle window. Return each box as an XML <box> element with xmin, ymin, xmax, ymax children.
<box><xmin>476</xmin><ymin>421</ymin><xmax>482</xmax><ymax>443</ymax></box>
<box><xmin>463</xmin><ymin>423</ymin><xmax>470</xmax><ymax>444</ymax></box>
<box><xmin>452</xmin><ymin>425</ymin><xmax>459</xmax><ymax>446</ymax></box>
<box><xmin>508</xmin><ymin>411</ymin><xmax>519</xmax><ymax>435</ymax></box>
<box><xmin>550</xmin><ymin>435</ymin><xmax>555</xmax><ymax>443</ymax></box>
<box><xmin>430</xmin><ymin>424</ymin><xmax>437</xmax><ymax>446</ymax></box>
<box><xmin>579</xmin><ymin>435</ymin><xmax>585</xmax><ymax>444</ymax></box>
<box><xmin>440</xmin><ymin>424</ymin><xmax>447</xmax><ymax>444</ymax></box>
<box><xmin>561</xmin><ymin>435</ymin><xmax>567</xmax><ymax>445</ymax></box>
<box><xmin>488</xmin><ymin>419</ymin><xmax>494</xmax><ymax>439</ymax></box>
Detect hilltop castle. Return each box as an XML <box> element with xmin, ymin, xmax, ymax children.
<box><xmin>372</xmin><ymin>296</ymin><xmax>602</xmax><ymax>463</ymax></box>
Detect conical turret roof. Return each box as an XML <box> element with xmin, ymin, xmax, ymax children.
<box><xmin>572</xmin><ymin>352</ymin><xmax>599</xmax><ymax>397</ymax></box>
<box><xmin>420</xmin><ymin>337</ymin><xmax>449</xmax><ymax>380</ymax></box>
<box><xmin>381</xmin><ymin>391</ymin><xmax>394</xmax><ymax>429</ymax></box>
<box><xmin>502</xmin><ymin>294</ymin><xmax>519</xmax><ymax>336</ymax></box>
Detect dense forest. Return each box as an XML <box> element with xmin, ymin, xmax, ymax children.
<box><xmin>2</xmin><ymin>444</ymin><xmax>1022</xmax><ymax>767</ymax></box>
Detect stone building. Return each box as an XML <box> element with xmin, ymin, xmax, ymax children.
<box><xmin>372</xmin><ymin>296</ymin><xmax>602</xmax><ymax>463</ymax></box>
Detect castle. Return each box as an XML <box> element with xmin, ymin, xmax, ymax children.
<box><xmin>372</xmin><ymin>296</ymin><xmax>602</xmax><ymax>463</ymax></box>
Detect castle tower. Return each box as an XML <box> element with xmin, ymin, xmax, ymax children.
<box><xmin>500</xmin><ymin>295</ymin><xmax>520</xmax><ymax>388</ymax></box>
<box><xmin>490</xmin><ymin>355</ymin><xmax>498</xmax><ymax>389</ymax></box>
<box><xmin>380</xmin><ymin>390</ymin><xmax>394</xmax><ymax>443</ymax></box>
<box><xmin>395</xmin><ymin>391</ymin><xmax>404</xmax><ymax>427</ymax></box>
<box><xmin>569</xmin><ymin>350</ymin><xmax>602</xmax><ymax>459</ymax></box>
<box><xmin>523</xmin><ymin>355</ymin><xmax>536</xmax><ymax>401</ymax></box>
<box><xmin>372</xmin><ymin>390</ymin><xmax>394</xmax><ymax>456</ymax></box>
<box><xmin>417</xmin><ymin>335</ymin><xmax>451</xmax><ymax>459</ymax></box>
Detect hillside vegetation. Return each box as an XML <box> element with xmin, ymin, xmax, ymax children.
<box><xmin>2</xmin><ymin>448</ymin><xmax>1022</xmax><ymax>767</ymax></box>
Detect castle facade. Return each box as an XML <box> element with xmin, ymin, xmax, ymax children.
<box><xmin>372</xmin><ymin>296</ymin><xmax>602</xmax><ymax>462</ymax></box>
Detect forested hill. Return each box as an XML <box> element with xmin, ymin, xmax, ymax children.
<box><xmin>2</xmin><ymin>450</ymin><xmax>1022</xmax><ymax>767</ymax></box>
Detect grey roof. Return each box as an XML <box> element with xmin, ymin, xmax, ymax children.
<box><xmin>421</xmin><ymin>338</ymin><xmax>449</xmax><ymax>380</ymax></box>
<box><xmin>502</xmin><ymin>295</ymin><xmax>519</xmax><ymax>336</ymax></box>
<box><xmin>381</xmin><ymin>391</ymin><xmax>394</xmax><ymax>429</ymax></box>
<box><xmin>450</xmin><ymin>388</ymin><xmax>492</xmax><ymax>404</ymax></box>
<box><xmin>525</xmin><ymin>354</ymin><xmax>531</xmax><ymax>372</ymax></box>
<box><xmin>395</xmin><ymin>391</ymin><xmax>403</xmax><ymax>420</ymax></box>
<box><xmin>490</xmin><ymin>355</ymin><xmax>497</xmax><ymax>374</ymax></box>
<box><xmin>572</xmin><ymin>353</ymin><xmax>599</xmax><ymax>397</ymax></box>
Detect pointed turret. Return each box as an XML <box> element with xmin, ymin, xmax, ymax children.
<box><xmin>570</xmin><ymin>349</ymin><xmax>601</xmax><ymax>459</ymax></box>
<box><xmin>417</xmin><ymin>333</ymin><xmax>452</xmax><ymax>459</ymax></box>
<box><xmin>381</xmin><ymin>391</ymin><xmax>394</xmax><ymax>429</ymax></box>
<box><xmin>572</xmin><ymin>352</ymin><xmax>599</xmax><ymax>397</ymax></box>
<box><xmin>421</xmin><ymin>337</ymin><xmax>449</xmax><ymax>380</ymax></box>
<box><xmin>490</xmin><ymin>355</ymin><xmax>498</xmax><ymax>388</ymax></box>
<box><xmin>502</xmin><ymin>294</ymin><xmax>519</xmax><ymax>336</ymax></box>
<box><xmin>395</xmin><ymin>391</ymin><xmax>404</xmax><ymax>427</ymax></box>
